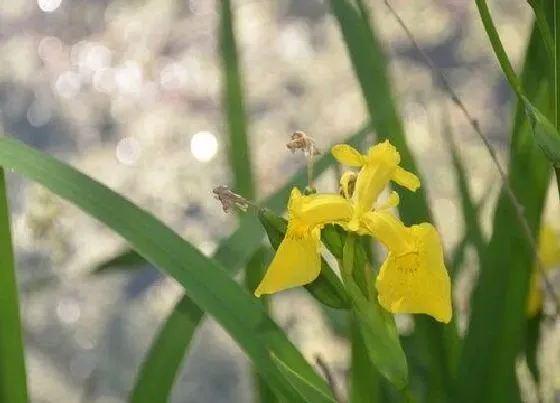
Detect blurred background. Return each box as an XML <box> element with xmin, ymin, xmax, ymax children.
<box><xmin>2</xmin><ymin>0</ymin><xmax>558</xmax><ymax>402</ymax></box>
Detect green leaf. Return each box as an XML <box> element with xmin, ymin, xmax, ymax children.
<box><xmin>129</xmin><ymin>295</ymin><xmax>203</xmax><ymax>403</ymax></box>
<box><xmin>523</xmin><ymin>313</ymin><xmax>542</xmax><ymax>385</ymax></box>
<box><xmin>92</xmin><ymin>248</ymin><xmax>146</xmax><ymax>275</ymax></box>
<box><xmin>349</xmin><ymin>313</ymin><xmax>381</xmax><ymax>403</ymax></box>
<box><xmin>0</xmin><ymin>168</ymin><xmax>29</xmax><ymax>403</ymax></box>
<box><xmin>257</xmin><ymin>209</ymin><xmax>350</xmax><ymax>309</ymax></box>
<box><xmin>0</xmin><ymin>136</ymin><xmax>335</xmax><ymax>403</ymax></box>
<box><xmin>342</xmin><ymin>236</ymin><xmax>408</xmax><ymax>389</ymax></box>
<box><xmin>328</xmin><ymin>1</ymin><xmax>454</xmax><ymax>399</ymax></box>
<box><xmin>219</xmin><ymin>0</ymin><xmax>255</xmax><ymax>201</ymax></box>
<box><xmin>444</xmin><ymin>119</ymin><xmax>486</xmax><ymax>261</ymax></box>
<box><xmin>524</xmin><ymin>97</ymin><xmax>560</xmax><ymax>167</ymax></box>
<box><xmin>455</xmin><ymin>21</ymin><xmax>551</xmax><ymax>403</ymax></box>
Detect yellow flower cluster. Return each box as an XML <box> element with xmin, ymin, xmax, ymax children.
<box><xmin>255</xmin><ymin>140</ymin><xmax>453</xmax><ymax>323</ymax></box>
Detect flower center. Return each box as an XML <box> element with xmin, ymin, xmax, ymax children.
<box><xmin>394</xmin><ymin>252</ymin><xmax>419</xmax><ymax>274</ymax></box>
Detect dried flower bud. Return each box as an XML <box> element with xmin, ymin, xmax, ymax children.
<box><xmin>212</xmin><ymin>185</ymin><xmax>250</xmax><ymax>213</ymax></box>
<box><xmin>286</xmin><ymin>131</ymin><xmax>320</xmax><ymax>157</ymax></box>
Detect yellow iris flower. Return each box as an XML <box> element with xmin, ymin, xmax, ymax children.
<box><xmin>255</xmin><ymin>139</ymin><xmax>452</xmax><ymax>324</ymax></box>
<box><xmin>527</xmin><ymin>225</ymin><xmax>560</xmax><ymax>317</ymax></box>
<box><xmin>360</xmin><ymin>210</ymin><xmax>452</xmax><ymax>323</ymax></box>
<box><xmin>254</xmin><ymin>188</ymin><xmax>353</xmax><ymax>296</ymax></box>
<box><xmin>332</xmin><ymin>141</ymin><xmax>420</xmax><ymax>231</ymax></box>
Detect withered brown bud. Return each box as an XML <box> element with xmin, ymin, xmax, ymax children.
<box><xmin>286</xmin><ymin>131</ymin><xmax>320</xmax><ymax>157</ymax></box>
<box><xmin>212</xmin><ymin>185</ymin><xmax>249</xmax><ymax>213</ymax></box>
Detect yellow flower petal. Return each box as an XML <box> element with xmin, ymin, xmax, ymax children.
<box><xmin>371</xmin><ymin>220</ymin><xmax>452</xmax><ymax>323</ymax></box>
<box><xmin>332</xmin><ymin>144</ymin><xmax>364</xmax><ymax>166</ymax></box>
<box><xmin>289</xmin><ymin>187</ymin><xmax>353</xmax><ymax>229</ymax></box>
<box><xmin>392</xmin><ymin>166</ymin><xmax>420</xmax><ymax>192</ymax></box>
<box><xmin>254</xmin><ymin>231</ymin><xmax>321</xmax><ymax>296</ymax></box>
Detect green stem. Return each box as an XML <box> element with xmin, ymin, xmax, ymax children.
<box><xmin>342</xmin><ymin>234</ymin><xmax>356</xmax><ymax>283</ymax></box>
<box><xmin>0</xmin><ymin>168</ymin><xmax>29</xmax><ymax>403</ymax></box>
<box><xmin>474</xmin><ymin>0</ymin><xmax>523</xmax><ymax>97</ymax></box>
<box><xmin>556</xmin><ymin>0</ymin><xmax>560</xmax><ymax>198</ymax></box>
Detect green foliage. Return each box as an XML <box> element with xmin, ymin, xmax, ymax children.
<box><xmin>0</xmin><ymin>168</ymin><xmax>28</xmax><ymax>403</ymax></box>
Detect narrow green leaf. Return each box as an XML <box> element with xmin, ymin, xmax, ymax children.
<box><xmin>444</xmin><ymin>121</ymin><xmax>486</xmax><ymax>259</ymax></box>
<box><xmin>524</xmin><ymin>313</ymin><xmax>542</xmax><ymax>384</ymax></box>
<box><xmin>525</xmin><ymin>97</ymin><xmax>560</xmax><ymax>166</ymax></box>
<box><xmin>328</xmin><ymin>1</ymin><xmax>454</xmax><ymax>399</ymax></box>
<box><xmin>342</xmin><ymin>236</ymin><xmax>408</xmax><ymax>389</ymax></box>
<box><xmin>349</xmin><ymin>313</ymin><xmax>381</xmax><ymax>403</ymax></box>
<box><xmin>456</xmin><ymin>21</ymin><xmax>551</xmax><ymax>403</ymax></box>
<box><xmin>0</xmin><ymin>168</ymin><xmax>29</xmax><ymax>403</ymax></box>
<box><xmin>92</xmin><ymin>248</ymin><xmax>145</xmax><ymax>275</ymax></box>
<box><xmin>129</xmin><ymin>295</ymin><xmax>203</xmax><ymax>403</ymax></box>
<box><xmin>0</xmin><ymin>136</ymin><xmax>335</xmax><ymax>403</ymax></box>
<box><xmin>219</xmin><ymin>0</ymin><xmax>254</xmax><ymax>201</ymax></box>
<box><xmin>258</xmin><ymin>209</ymin><xmax>350</xmax><ymax>309</ymax></box>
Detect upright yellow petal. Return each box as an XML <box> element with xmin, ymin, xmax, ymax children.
<box><xmin>375</xmin><ymin>223</ymin><xmax>452</xmax><ymax>323</ymax></box>
<box><xmin>332</xmin><ymin>144</ymin><xmax>365</xmax><ymax>166</ymax></box>
<box><xmin>254</xmin><ymin>231</ymin><xmax>321</xmax><ymax>296</ymax></box>
<box><xmin>392</xmin><ymin>166</ymin><xmax>421</xmax><ymax>192</ymax></box>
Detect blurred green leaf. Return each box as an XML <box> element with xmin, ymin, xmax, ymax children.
<box><xmin>444</xmin><ymin>120</ymin><xmax>486</xmax><ymax>261</ymax></box>
<box><xmin>524</xmin><ymin>97</ymin><xmax>560</xmax><ymax>167</ymax></box>
<box><xmin>258</xmin><ymin>209</ymin><xmax>350</xmax><ymax>309</ymax></box>
<box><xmin>349</xmin><ymin>313</ymin><xmax>381</xmax><ymax>403</ymax></box>
<box><xmin>328</xmin><ymin>1</ymin><xmax>454</xmax><ymax>399</ymax></box>
<box><xmin>219</xmin><ymin>0</ymin><xmax>254</xmax><ymax>201</ymax></box>
<box><xmin>92</xmin><ymin>248</ymin><xmax>146</xmax><ymax>275</ymax></box>
<box><xmin>129</xmin><ymin>295</ymin><xmax>203</xmax><ymax>403</ymax></box>
<box><xmin>455</xmin><ymin>21</ymin><xmax>551</xmax><ymax>403</ymax></box>
<box><xmin>0</xmin><ymin>136</ymin><xmax>336</xmax><ymax>403</ymax></box>
<box><xmin>0</xmin><ymin>168</ymin><xmax>29</xmax><ymax>403</ymax></box>
<box><xmin>524</xmin><ymin>312</ymin><xmax>542</xmax><ymax>385</ymax></box>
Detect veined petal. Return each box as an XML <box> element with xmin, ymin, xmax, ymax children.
<box><xmin>392</xmin><ymin>166</ymin><xmax>420</xmax><ymax>192</ymax></box>
<box><xmin>254</xmin><ymin>234</ymin><xmax>321</xmax><ymax>296</ymax></box>
<box><xmin>375</xmin><ymin>223</ymin><xmax>452</xmax><ymax>323</ymax></box>
<box><xmin>332</xmin><ymin>144</ymin><xmax>364</xmax><ymax>166</ymax></box>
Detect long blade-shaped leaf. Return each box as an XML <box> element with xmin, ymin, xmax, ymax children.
<box><xmin>129</xmin><ymin>295</ymin><xmax>203</xmax><ymax>403</ymax></box>
<box><xmin>456</xmin><ymin>21</ymin><xmax>551</xmax><ymax>403</ymax></box>
<box><xmin>0</xmin><ymin>168</ymin><xmax>28</xmax><ymax>403</ymax></box>
<box><xmin>0</xmin><ymin>136</ymin><xmax>335</xmax><ymax>403</ymax></box>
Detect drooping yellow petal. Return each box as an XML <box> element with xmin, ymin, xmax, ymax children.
<box><xmin>331</xmin><ymin>144</ymin><xmax>364</xmax><ymax>166</ymax></box>
<box><xmin>363</xmin><ymin>214</ymin><xmax>452</xmax><ymax>323</ymax></box>
<box><xmin>392</xmin><ymin>166</ymin><xmax>420</xmax><ymax>192</ymax></box>
<box><xmin>254</xmin><ymin>230</ymin><xmax>321</xmax><ymax>296</ymax></box>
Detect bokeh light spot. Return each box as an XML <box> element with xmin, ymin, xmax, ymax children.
<box><xmin>190</xmin><ymin>131</ymin><xmax>218</xmax><ymax>162</ymax></box>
